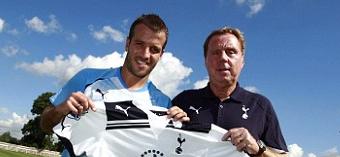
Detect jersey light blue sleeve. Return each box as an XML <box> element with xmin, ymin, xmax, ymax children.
<box><xmin>148</xmin><ymin>82</ymin><xmax>172</xmax><ymax>108</ymax></box>
<box><xmin>50</xmin><ymin>68</ymin><xmax>116</xmax><ymax>106</ymax></box>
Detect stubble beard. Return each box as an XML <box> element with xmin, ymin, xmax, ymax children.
<box><xmin>126</xmin><ymin>55</ymin><xmax>154</xmax><ymax>79</ymax></box>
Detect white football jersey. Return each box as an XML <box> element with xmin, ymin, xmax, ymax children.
<box><xmin>54</xmin><ymin>78</ymin><xmax>249</xmax><ymax>157</ymax></box>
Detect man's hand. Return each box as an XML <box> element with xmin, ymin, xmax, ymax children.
<box><xmin>222</xmin><ymin>127</ymin><xmax>259</xmax><ymax>155</ymax></box>
<box><xmin>167</xmin><ymin>106</ymin><xmax>190</xmax><ymax>122</ymax></box>
<box><xmin>41</xmin><ymin>91</ymin><xmax>96</xmax><ymax>133</ymax></box>
<box><xmin>56</xmin><ymin>91</ymin><xmax>96</xmax><ymax>116</ymax></box>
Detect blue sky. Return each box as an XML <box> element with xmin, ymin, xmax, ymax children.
<box><xmin>1</xmin><ymin>0</ymin><xmax>339</xmax><ymax>157</ymax></box>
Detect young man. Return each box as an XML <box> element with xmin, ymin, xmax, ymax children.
<box><xmin>41</xmin><ymin>14</ymin><xmax>188</xmax><ymax>157</ymax></box>
<box><xmin>172</xmin><ymin>27</ymin><xmax>288</xmax><ymax>157</ymax></box>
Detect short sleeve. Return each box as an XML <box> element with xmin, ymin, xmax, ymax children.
<box><xmin>148</xmin><ymin>82</ymin><xmax>171</xmax><ymax>108</ymax></box>
<box><xmin>50</xmin><ymin>69</ymin><xmax>90</xmax><ymax>106</ymax></box>
<box><xmin>261</xmin><ymin>98</ymin><xmax>288</xmax><ymax>152</ymax></box>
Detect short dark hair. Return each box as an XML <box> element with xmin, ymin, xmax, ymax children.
<box><xmin>203</xmin><ymin>26</ymin><xmax>245</xmax><ymax>58</ymax></box>
<box><xmin>128</xmin><ymin>14</ymin><xmax>169</xmax><ymax>50</ymax></box>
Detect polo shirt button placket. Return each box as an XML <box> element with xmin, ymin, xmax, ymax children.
<box><xmin>217</xmin><ymin>102</ymin><xmax>224</xmax><ymax>125</ymax></box>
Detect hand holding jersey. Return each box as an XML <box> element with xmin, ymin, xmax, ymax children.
<box><xmin>54</xmin><ymin>88</ymin><xmax>249</xmax><ymax>157</ymax></box>
<box><xmin>167</xmin><ymin>106</ymin><xmax>190</xmax><ymax>122</ymax></box>
<box><xmin>55</xmin><ymin>92</ymin><xmax>96</xmax><ymax>116</ymax></box>
<box><xmin>222</xmin><ymin>127</ymin><xmax>259</xmax><ymax>154</ymax></box>
<box><xmin>55</xmin><ymin>91</ymin><xmax>189</xmax><ymax>125</ymax></box>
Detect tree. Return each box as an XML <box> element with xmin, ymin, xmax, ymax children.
<box><xmin>0</xmin><ymin>131</ymin><xmax>19</xmax><ymax>144</ymax></box>
<box><xmin>20</xmin><ymin>92</ymin><xmax>63</xmax><ymax>152</ymax></box>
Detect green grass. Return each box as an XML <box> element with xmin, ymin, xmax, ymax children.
<box><xmin>0</xmin><ymin>148</ymin><xmax>44</xmax><ymax>157</ymax></box>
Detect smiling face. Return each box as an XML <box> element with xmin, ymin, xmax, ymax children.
<box><xmin>205</xmin><ymin>33</ymin><xmax>244</xmax><ymax>87</ymax></box>
<box><xmin>123</xmin><ymin>23</ymin><xmax>166</xmax><ymax>80</ymax></box>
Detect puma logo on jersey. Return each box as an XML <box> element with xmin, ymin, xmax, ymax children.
<box><xmin>115</xmin><ymin>105</ymin><xmax>131</xmax><ymax>117</ymax></box>
<box><xmin>189</xmin><ymin>106</ymin><xmax>202</xmax><ymax>114</ymax></box>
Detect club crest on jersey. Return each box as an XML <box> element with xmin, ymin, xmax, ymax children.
<box><xmin>241</xmin><ymin>105</ymin><xmax>250</xmax><ymax>119</ymax></box>
<box><xmin>189</xmin><ymin>106</ymin><xmax>202</xmax><ymax>115</ymax></box>
<box><xmin>175</xmin><ymin>133</ymin><xmax>186</xmax><ymax>154</ymax></box>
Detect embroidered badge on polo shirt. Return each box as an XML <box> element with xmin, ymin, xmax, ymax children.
<box><xmin>241</xmin><ymin>105</ymin><xmax>249</xmax><ymax>119</ymax></box>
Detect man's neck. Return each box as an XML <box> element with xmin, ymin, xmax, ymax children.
<box><xmin>121</xmin><ymin>68</ymin><xmax>148</xmax><ymax>90</ymax></box>
<box><xmin>209</xmin><ymin>81</ymin><xmax>237</xmax><ymax>101</ymax></box>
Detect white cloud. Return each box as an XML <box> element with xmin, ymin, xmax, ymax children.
<box><xmin>233</xmin><ymin>0</ymin><xmax>265</xmax><ymax>17</ymax></box>
<box><xmin>121</xmin><ymin>18</ymin><xmax>129</xmax><ymax>31</ymax></box>
<box><xmin>0</xmin><ymin>17</ymin><xmax>5</xmax><ymax>32</ymax></box>
<box><xmin>322</xmin><ymin>147</ymin><xmax>340</xmax><ymax>157</ymax></box>
<box><xmin>25</xmin><ymin>15</ymin><xmax>61</xmax><ymax>33</ymax></box>
<box><xmin>7</xmin><ymin>29</ymin><xmax>19</xmax><ymax>35</ymax></box>
<box><xmin>288</xmin><ymin>144</ymin><xmax>304</xmax><ymax>157</ymax></box>
<box><xmin>122</xmin><ymin>19</ymin><xmax>129</xmax><ymax>26</ymax></box>
<box><xmin>17</xmin><ymin>51</ymin><xmax>192</xmax><ymax>97</ymax></box>
<box><xmin>193</xmin><ymin>77</ymin><xmax>209</xmax><ymax>89</ymax></box>
<box><xmin>0</xmin><ymin>112</ymin><xmax>30</xmax><ymax>139</ymax></box>
<box><xmin>17</xmin><ymin>52</ymin><xmax>124</xmax><ymax>83</ymax></box>
<box><xmin>25</xmin><ymin>17</ymin><xmax>46</xmax><ymax>32</ymax></box>
<box><xmin>308</xmin><ymin>153</ymin><xmax>317</xmax><ymax>157</ymax></box>
<box><xmin>288</xmin><ymin>147</ymin><xmax>340</xmax><ymax>157</ymax></box>
<box><xmin>1</xmin><ymin>44</ymin><xmax>29</xmax><ymax>57</ymax></box>
<box><xmin>247</xmin><ymin>0</ymin><xmax>265</xmax><ymax>17</ymax></box>
<box><xmin>66</xmin><ymin>32</ymin><xmax>78</xmax><ymax>41</ymax></box>
<box><xmin>91</xmin><ymin>25</ymin><xmax>125</xmax><ymax>43</ymax></box>
<box><xmin>0</xmin><ymin>18</ymin><xmax>20</xmax><ymax>35</ymax></box>
<box><xmin>0</xmin><ymin>107</ymin><xmax>9</xmax><ymax>114</ymax></box>
<box><xmin>244</xmin><ymin>86</ymin><xmax>260</xmax><ymax>93</ymax></box>
<box><xmin>150</xmin><ymin>52</ymin><xmax>192</xmax><ymax>97</ymax></box>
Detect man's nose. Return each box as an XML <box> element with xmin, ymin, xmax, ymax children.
<box><xmin>220</xmin><ymin>51</ymin><xmax>229</xmax><ymax>61</ymax></box>
<box><xmin>141</xmin><ymin>47</ymin><xmax>151</xmax><ymax>58</ymax></box>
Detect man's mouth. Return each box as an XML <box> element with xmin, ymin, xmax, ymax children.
<box><xmin>136</xmin><ymin>59</ymin><xmax>148</xmax><ymax>66</ymax></box>
<box><xmin>217</xmin><ymin>67</ymin><xmax>229</xmax><ymax>71</ymax></box>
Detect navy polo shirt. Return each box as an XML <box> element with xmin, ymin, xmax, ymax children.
<box><xmin>172</xmin><ymin>83</ymin><xmax>288</xmax><ymax>152</ymax></box>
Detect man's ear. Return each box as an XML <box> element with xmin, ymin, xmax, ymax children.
<box><xmin>125</xmin><ymin>38</ymin><xmax>130</xmax><ymax>52</ymax></box>
<box><xmin>241</xmin><ymin>56</ymin><xmax>245</xmax><ymax>69</ymax></box>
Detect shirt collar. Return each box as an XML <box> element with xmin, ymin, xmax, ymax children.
<box><xmin>117</xmin><ymin>67</ymin><xmax>149</xmax><ymax>92</ymax></box>
<box><xmin>202</xmin><ymin>82</ymin><xmax>245</xmax><ymax>103</ymax></box>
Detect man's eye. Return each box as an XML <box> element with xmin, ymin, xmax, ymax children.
<box><xmin>229</xmin><ymin>50</ymin><xmax>236</xmax><ymax>54</ymax></box>
<box><xmin>226</xmin><ymin>50</ymin><xmax>238</xmax><ymax>55</ymax></box>
<box><xmin>150</xmin><ymin>47</ymin><xmax>161</xmax><ymax>54</ymax></box>
<box><xmin>136</xmin><ymin>42</ymin><xmax>144</xmax><ymax>46</ymax></box>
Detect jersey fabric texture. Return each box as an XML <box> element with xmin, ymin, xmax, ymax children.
<box><xmin>172</xmin><ymin>83</ymin><xmax>288</xmax><ymax>152</ymax></box>
<box><xmin>53</xmin><ymin>92</ymin><xmax>249</xmax><ymax>157</ymax></box>
<box><xmin>50</xmin><ymin>67</ymin><xmax>171</xmax><ymax>157</ymax></box>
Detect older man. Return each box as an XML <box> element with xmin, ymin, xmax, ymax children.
<box><xmin>172</xmin><ymin>27</ymin><xmax>288</xmax><ymax>157</ymax></box>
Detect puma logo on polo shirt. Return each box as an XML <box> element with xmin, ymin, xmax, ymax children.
<box><xmin>189</xmin><ymin>106</ymin><xmax>202</xmax><ymax>114</ymax></box>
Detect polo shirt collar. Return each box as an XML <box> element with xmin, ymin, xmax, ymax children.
<box><xmin>202</xmin><ymin>82</ymin><xmax>245</xmax><ymax>103</ymax></box>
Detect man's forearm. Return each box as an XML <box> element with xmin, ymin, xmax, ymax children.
<box><xmin>40</xmin><ymin>105</ymin><xmax>66</xmax><ymax>133</ymax></box>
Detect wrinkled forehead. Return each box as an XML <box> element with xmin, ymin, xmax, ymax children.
<box><xmin>208</xmin><ymin>33</ymin><xmax>241</xmax><ymax>50</ymax></box>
